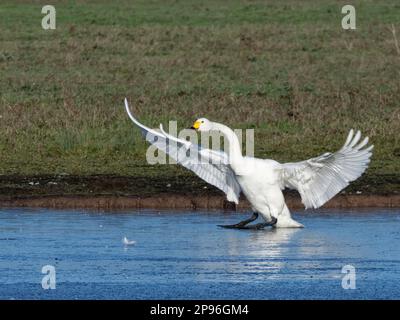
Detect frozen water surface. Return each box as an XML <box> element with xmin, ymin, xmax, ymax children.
<box><xmin>0</xmin><ymin>208</ymin><xmax>399</xmax><ymax>299</ymax></box>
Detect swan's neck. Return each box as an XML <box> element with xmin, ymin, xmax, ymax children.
<box><xmin>211</xmin><ymin>122</ymin><xmax>243</xmax><ymax>169</ymax></box>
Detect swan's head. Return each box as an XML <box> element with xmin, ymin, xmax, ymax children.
<box><xmin>190</xmin><ymin>118</ymin><xmax>213</xmax><ymax>132</ymax></box>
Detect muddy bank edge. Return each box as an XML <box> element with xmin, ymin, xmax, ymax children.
<box><xmin>0</xmin><ymin>174</ymin><xmax>399</xmax><ymax>210</ymax></box>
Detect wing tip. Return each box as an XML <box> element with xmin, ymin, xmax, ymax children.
<box><xmin>159</xmin><ymin>123</ymin><xmax>168</xmax><ymax>137</ymax></box>
<box><xmin>124</xmin><ymin>97</ymin><xmax>138</xmax><ymax>124</ymax></box>
<box><xmin>124</xmin><ymin>97</ymin><xmax>129</xmax><ymax>109</ymax></box>
<box><xmin>343</xmin><ymin>129</ymin><xmax>355</xmax><ymax>147</ymax></box>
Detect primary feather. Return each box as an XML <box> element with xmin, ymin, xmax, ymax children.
<box><xmin>281</xmin><ymin>129</ymin><xmax>373</xmax><ymax>209</ymax></box>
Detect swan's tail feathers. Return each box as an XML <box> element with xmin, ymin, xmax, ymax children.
<box><xmin>273</xmin><ymin>205</ymin><xmax>304</xmax><ymax>228</ymax></box>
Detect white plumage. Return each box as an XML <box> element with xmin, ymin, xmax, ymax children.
<box><xmin>125</xmin><ymin>99</ymin><xmax>241</xmax><ymax>204</ymax></box>
<box><xmin>122</xmin><ymin>237</ymin><xmax>136</xmax><ymax>245</ymax></box>
<box><xmin>282</xmin><ymin>130</ymin><xmax>373</xmax><ymax>209</ymax></box>
<box><xmin>124</xmin><ymin>98</ymin><xmax>373</xmax><ymax>228</ymax></box>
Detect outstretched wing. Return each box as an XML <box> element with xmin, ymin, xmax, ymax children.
<box><xmin>282</xmin><ymin>130</ymin><xmax>373</xmax><ymax>209</ymax></box>
<box><xmin>124</xmin><ymin>98</ymin><xmax>241</xmax><ymax>204</ymax></box>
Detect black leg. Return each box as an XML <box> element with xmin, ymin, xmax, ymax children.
<box><xmin>239</xmin><ymin>217</ymin><xmax>278</xmax><ymax>230</ymax></box>
<box><xmin>218</xmin><ymin>212</ymin><xmax>259</xmax><ymax>229</ymax></box>
<box><xmin>218</xmin><ymin>215</ymin><xmax>277</xmax><ymax>230</ymax></box>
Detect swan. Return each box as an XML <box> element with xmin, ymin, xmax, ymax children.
<box><xmin>124</xmin><ymin>98</ymin><xmax>373</xmax><ymax>228</ymax></box>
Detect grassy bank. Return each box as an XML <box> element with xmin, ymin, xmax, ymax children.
<box><xmin>0</xmin><ymin>1</ymin><xmax>399</xmax><ymax>190</ymax></box>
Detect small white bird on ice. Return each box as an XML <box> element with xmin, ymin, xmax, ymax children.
<box><xmin>122</xmin><ymin>237</ymin><xmax>136</xmax><ymax>246</ymax></box>
<box><xmin>124</xmin><ymin>98</ymin><xmax>373</xmax><ymax>229</ymax></box>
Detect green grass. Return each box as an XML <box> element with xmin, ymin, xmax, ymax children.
<box><xmin>0</xmin><ymin>0</ymin><xmax>399</xmax><ymax>182</ymax></box>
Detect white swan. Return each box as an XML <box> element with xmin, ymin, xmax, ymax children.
<box><xmin>124</xmin><ymin>98</ymin><xmax>373</xmax><ymax>228</ymax></box>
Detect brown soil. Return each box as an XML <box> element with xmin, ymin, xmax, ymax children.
<box><xmin>1</xmin><ymin>194</ymin><xmax>399</xmax><ymax>210</ymax></box>
<box><xmin>0</xmin><ymin>174</ymin><xmax>399</xmax><ymax>210</ymax></box>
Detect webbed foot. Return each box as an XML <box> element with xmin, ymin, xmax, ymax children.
<box><xmin>218</xmin><ymin>214</ymin><xmax>277</xmax><ymax>230</ymax></box>
<box><xmin>218</xmin><ymin>212</ymin><xmax>259</xmax><ymax>229</ymax></box>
